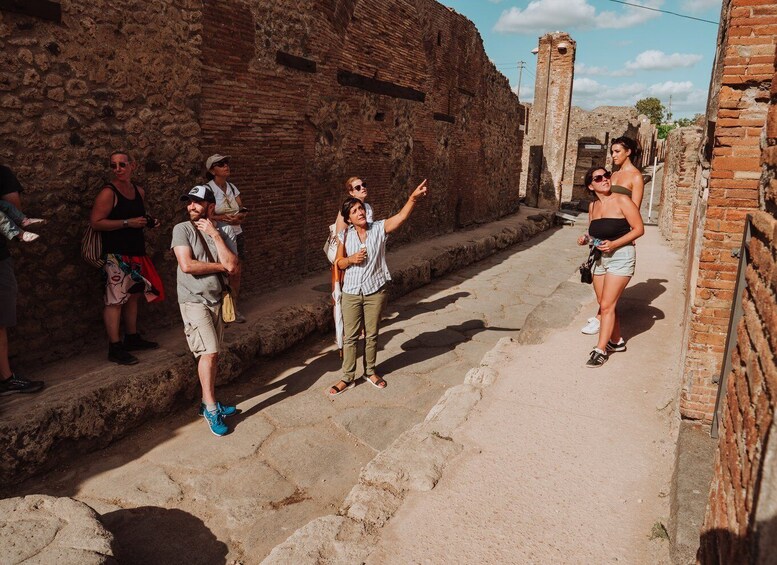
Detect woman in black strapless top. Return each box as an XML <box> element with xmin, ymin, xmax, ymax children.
<box><xmin>576</xmin><ymin>166</ymin><xmax>644</xmax><ymax>367</ymax></box>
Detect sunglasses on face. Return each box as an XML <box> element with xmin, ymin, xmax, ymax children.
<box><xmin>351</xmin><ymin>183</ymin><xmax>367</xmax><ymax>191</ymax></box>
<box><xmin>110</xmin><ymin>161</ymin><xmax>129</xmax><ymax>170</ymax></box>
<box><xmin>592</xmin><ymin>171</ymin><xmax>612</xmax><ymax>183</ymax></box>
<box><xmin>213</xmin><ymin>160</ymin><xmax>229</xmax><ymax>168</ymax></box>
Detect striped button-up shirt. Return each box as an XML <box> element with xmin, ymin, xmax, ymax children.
<box><xmin>341</xmin><ymin>220</ymin><xmax>391</xmax><ymax>295</ymax></box>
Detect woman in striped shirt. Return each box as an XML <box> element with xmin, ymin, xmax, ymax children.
<box><xmin>329</xmin><ymin>179</ymin><xmax>428</xmax><ymax>396</ymax></box>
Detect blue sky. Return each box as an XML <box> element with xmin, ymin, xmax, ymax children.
<box><xmin>440</xmin><ymin>0</ymin><xmax>722</xmax><ymax>119</ymax></box>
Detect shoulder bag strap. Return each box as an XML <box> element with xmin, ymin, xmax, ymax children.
<box><xmin>190</xmin><ymin>220</ymin><xmax>229</xmax><ymax>292</ymax></box>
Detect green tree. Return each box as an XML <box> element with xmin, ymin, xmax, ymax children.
<box><xmin>635</xmin><ymin>97</ymin><xmax>666</xmax><ymax>125</ymax></box>
<box><xmin>657</xmin><ymin>123</ymin><xmax>675</xmax><ymax>139</ymax></box>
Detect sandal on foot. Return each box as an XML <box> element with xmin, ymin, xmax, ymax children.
<box><xmin>365</xmin><ymin>374</ymin><xmax>387</xmax><ymax>389</ymax></box>
<box><xmin>329</xmin><ymin>380</ymin><xmax>355</xmax><ymax>396</ymax></box>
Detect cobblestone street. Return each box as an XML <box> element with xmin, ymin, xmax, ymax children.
<box><xmin>11</xmin><ymin>222</ymin><xmax>587</xmax><ymax>563</ymax></box>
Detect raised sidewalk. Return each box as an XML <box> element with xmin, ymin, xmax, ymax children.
<box><xmin>1</xmin><ymin>207</ymin><xmax>555</xmax><ymax>484</ymax></box>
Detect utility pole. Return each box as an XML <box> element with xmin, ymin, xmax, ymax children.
<box><xmin>517</xmin><ymin>60</ymin><xmax>526</xmax><ymax>97</ymax></box>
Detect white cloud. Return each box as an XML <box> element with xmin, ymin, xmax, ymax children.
<box><xmin>648</xmin><ymin>80</ymin><xmax>695</xmax><ymax>96</ymax></box>
<box><xmin>494</xmin><ymin>0</ymin><xmax>663</xmax><ymax>35</ymax></box>
<box><xmin>625</xmin><ymin>50</ymin><xmax>703</xmax><ymax>71</ymax></box>
<box><xmin>575</xmin><ymin>63</ymin><xmax>633</xmax><ymax>77</ymax></box>
<box><xmin>571</xmin><ymin>78</ymin><xmax>706</xmax><ymax>115</ymax></box>
<box><xmin>682</xmin><ymin>0</ymin><xmax>721</xmax><ymax>12</ymax></box>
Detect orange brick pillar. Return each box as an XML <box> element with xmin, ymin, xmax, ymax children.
<box><xmin>679</xmin><ymin>1</ymin><xmax>774</xmax><ymax>424</ymax></box>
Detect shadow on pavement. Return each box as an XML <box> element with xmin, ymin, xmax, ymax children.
<box><xmin>378</xmin><ymin>320</ymin><xmax>518</xmax><ymax>375</ymax></box>
<box><xmin>102</xmin><ymin>506</ymin><xmax>228</xmax><ymax>565</ymax></box>
<box><xmin>619</xmin><ymin>278</ymin><xmax>668</xmax><ymax>341</ymax></box>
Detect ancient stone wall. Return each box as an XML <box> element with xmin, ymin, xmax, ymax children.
<box><xmin>658</xmin><ymin>126</ymin><xmax>702</xmax><ymax>249</ymax></box>
<box><xmin>677</xmin><ymin>0</ymin><xmax>772</xmax><ymax>423</ymax></box>
<box><xmin>561</xmin><ymin>105</ymin><xmax>640</xmax><ymax>202</ymax></box>
<box><xmin>698</xmin><ymin>35</ymin><xmax>777</xmax><ymax>561</ymax></box>
<box><xmin>0</xmin><ymin>1</ymin><xmax>204</xmax><ymax>362</ymax></box>
<box><xmin>0</xmin><ymin>0</ymin><xmax>525</xmax><ymax>365</ymax></box>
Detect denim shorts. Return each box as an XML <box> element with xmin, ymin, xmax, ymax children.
<box><xmin>593</xmin><ymin>244</ymin><xmax>636</xmax><ymax>277</ymax></box>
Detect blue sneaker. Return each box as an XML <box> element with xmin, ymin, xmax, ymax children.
<box><xmin>198</xmin><ymin>402</ymin><xmax>237</xmax><ymax>417</ymax></box>
<box><xmin>202</xmin><ymin>408</ymin><xmax>228</xmax><ymax>436</ymax></box>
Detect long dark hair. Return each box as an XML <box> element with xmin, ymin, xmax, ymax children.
<box><xmin>340</xmin><ymin>197</ymin><xmax>363</xmax><ymax>224</ymax></box>
<box><xmin>611</xmin><ymin>136</ymin><xmax>642</xmax><ymax>162</ymax></box>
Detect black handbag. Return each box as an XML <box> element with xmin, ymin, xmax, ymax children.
<box><xmin>579</xmin><ymin>247</ymin><xmax>600</xmax><ymax>284</ymax></box>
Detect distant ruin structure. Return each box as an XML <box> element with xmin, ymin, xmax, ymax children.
<box><xmin>524</xmin><ymin>32</ymin><xmax>575</xmax><ymax>209</ymax></box>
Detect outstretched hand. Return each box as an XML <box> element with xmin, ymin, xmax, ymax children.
<box><xmin>410</xmin><ymin>179</ymin><xmax>428</xmax><ymax>202</ymax></box>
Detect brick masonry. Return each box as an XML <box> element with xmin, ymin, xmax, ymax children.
<box><xmin>699</xmin><ymin>100</ymin><xmax>777</xmax><ymax>565</ymax></box>
<box><xmin>524</xmin><ymin>32</ymin><xmax>575</xmax><ymax>209</ymax></box>
<box><xmin>658</xmin><ymin>126</ymin><xmax>702</xmax><ymax>250</ymax></box>
<box><xmin>0</xmin><ymin>1</ymin><xmax>525</xmax><ymax>365</ymax></box>
<box><xmin>677</xmin><ymin>0</ymin><xmax>773</xmax><ymax>425</ymax></box>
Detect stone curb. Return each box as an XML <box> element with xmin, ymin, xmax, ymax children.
<box><xmin>1</xmin><ymin>210</ymin><xmax>555</xmax><ymax>484</ymax></box>
<box><xmin>261</xmin><ymin>276</ymin><xmax>589</xmax><ymax>564</ymax></box>
<box><xmin>261</xmin><ymin>339</ymin><xmax>513</xmax><ymax>565</ymax></box>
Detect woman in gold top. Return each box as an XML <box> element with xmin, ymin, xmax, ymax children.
<box><xmin>609</xmin><ymin>136</ymin><xmax>644</xmax><ymax>208</ymax></box>
<box><xmin>580</xmin><ymin>136</ymin><xmax>645</xmax><ymax>336</ymax></box>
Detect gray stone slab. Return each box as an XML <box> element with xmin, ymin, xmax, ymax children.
<box><xmin>422</xmin><ymin>359</ymin><xmax>474</xmax><ymax>388</ymax></box>
<box><xmin>180</xmin><ymin>461</ymin><xmax>297</xmax><ymax>527</ymax></box>
<box><xmin>78</xmin><ymin>463</ymin><xmax>182</xmax><ymax>508</ymax></box>
<box><xmin>261</xmin><ymin>424</ymin><xmax>376</xmax><ymax>507</ymax></box>
<box><xmin>0</xmin><ymin>495</ymin><xmax>116</xmax><ymax>564</ymax></box>
<box><xmin>333</xmin><ymin>406</ymin><xmax>424</xmax><ymax>451</ymax></box>
<box><xmin>144</xmin><ymin>413</ymin><xmax>275</xmax><ymax>469</ymax></box>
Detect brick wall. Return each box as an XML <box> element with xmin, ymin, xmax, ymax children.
<box><xmin>678</xmin><ymin>0</ymin><xmax>774</xmax><ymax>424</ymax></box>
<box><xmin>698</xmin><ymin>41</ymin><xmax>777</xmax><ymax>558</ymax></box>
<box><xmin>658</xmin><ymin>126</ymin><xmax>702</xmax><ymax>249</ymax></box>
<box><xmin>0</xmin><ymin>1</ymin><xmax>525</xmax><ymax>365</ymax></box>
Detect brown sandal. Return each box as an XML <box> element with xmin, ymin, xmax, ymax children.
<box><xmin>329</xmin><ymin>380</ymin><xmax>355</xmax><ymax>396</ymax></box>
<box><xmin>365</xmin><ymin>374</ymin><xmax>387</xmax><ymax>389</ymax></box>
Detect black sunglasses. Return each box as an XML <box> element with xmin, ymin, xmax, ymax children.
<box><xmin>109</xmin><ymin>161</ymin><xmax>129</xmax><ymax>170</ymax></box>
<box><xmin>592</xmin><ymin>171</ymin><xmax>612</xmax><ymax>183</ymax></box>
<box><xmin>213</xmin><ymin>160</ymin><xmax>229</xmax><ymax>168</ymax></box>
<box><xmin>351</xmin><ymin>183</ymin><xmax>367</xmax><ymax>191</ymax></box>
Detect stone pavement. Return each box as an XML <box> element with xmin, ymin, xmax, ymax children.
<box><xmin>0</xmin><ymin>208</ymin><xmax>554</xmax><ymax>484</ymax></box>
<box><xmin>265</xmin><ymin>225</ymin><xmax>684</xmax><ymax>564</ymax></box>
<box><xmin>4</xmin><ymin>208</ymin><xmax>594</xmax><ymax>563</ymax></box>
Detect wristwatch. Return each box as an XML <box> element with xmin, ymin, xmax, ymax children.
<box><xmin>123</xmin><ymin>220</ymin><xmax>129</xmax><ymax>227</ymax></box>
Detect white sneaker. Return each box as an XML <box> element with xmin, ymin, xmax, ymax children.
<box><xmin>581</xmin><ymin>317</ymin><xmax>600</xmax><ymax>335</ymax></box>
<box><xmin>19</xmin><ymin>231</ymin><xmax>39</xmax><ymax>243</ymax></box>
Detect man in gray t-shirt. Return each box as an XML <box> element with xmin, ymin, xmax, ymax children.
<box><xmin>171</xmin><ymin>184</ymin><xmax>238</xmax><ymax>437</ymax></box>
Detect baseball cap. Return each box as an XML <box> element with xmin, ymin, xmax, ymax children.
<box><xmin>205</xmin><ymin>154</ymin><xmax>230</xmax><ymax>171</ymax></box>
<box><xmin>180</xmin><ymin>185</ymin><xmax>216</xmax><ymax>204</ymax></box>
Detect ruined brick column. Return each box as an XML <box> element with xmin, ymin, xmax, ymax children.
<box><xmin>525</xmin><ymin>32</ymin><xmax>575</xmax><ymax>209</ymax></box>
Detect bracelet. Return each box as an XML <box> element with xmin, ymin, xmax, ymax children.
<box><xmin>123</xmin><ymin>219</ymin><xmax>128</xmax><ymax>227</ymax></box>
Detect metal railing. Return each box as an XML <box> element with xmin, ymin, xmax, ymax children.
<box><xmin>710</xmin><ymin>214</ymin><xmax>752</xmax><ymax>439</ymax></box>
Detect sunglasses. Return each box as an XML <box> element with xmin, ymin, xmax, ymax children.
<box><xmin>592</xmin><ymin>171</ymin><xmax>612</xmax><ymax>183</ymax></box>
<box><xmin>213</xmin><ymin>160</ymin><xmax>229</xmax><ymax>168</ymax></box>
<box><xmin>351</xmin><ymin>183</ymin><xmax>367</xmax><ymax>191</ymax></box>
<box><xmin>109</xmin><ymin>161</ymin><xmax>129</xmax><ymax>170</ymax></box>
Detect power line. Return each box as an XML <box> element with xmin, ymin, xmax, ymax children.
<box><xmin>605</xmin><ymin>0</ymin><xmax>719</xmax><ymax>25</ymax></box>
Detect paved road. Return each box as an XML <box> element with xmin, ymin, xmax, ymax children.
<box><xmin>12</xmin><ymin>221</ymin><xmax>588</xmax><ymax>564</ymax></box>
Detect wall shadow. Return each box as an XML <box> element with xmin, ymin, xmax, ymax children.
<box><xmin>101</xmin><ymin>506</ymin><xmax>228</xmax><ymax>565</ymax></box>
<box><xmin>697</xmin><ymin>516</ymin><xmax>777</xmax><ymax>564</ymax></box>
